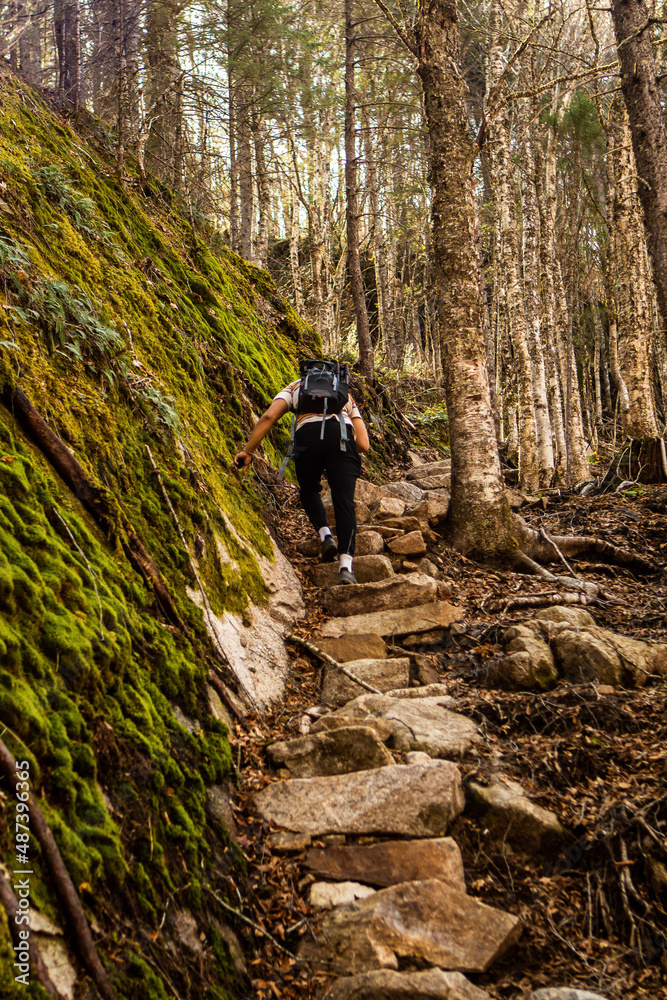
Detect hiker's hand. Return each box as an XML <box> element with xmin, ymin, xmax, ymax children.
<box><xmin>233</xmin><ymin>450</ymin><xmax>252</xmax><ymax>473</ymax></box>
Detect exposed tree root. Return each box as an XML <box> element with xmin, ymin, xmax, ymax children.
<box><xmin>0</xmin><ymin>739</ymin><xmax>119</xmax><ymax>1000</ymax></box>
<box><xmin>514</xmin><ymin>515</ymin><xmax>659</xmax><ymax>573</ymax></box>
<box><xmin>0</xmin><ymin>871</ymin><xmax>66</xmax><ymax>999</ymax></box>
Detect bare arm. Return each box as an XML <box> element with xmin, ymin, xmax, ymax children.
<box><xmin>233</xmin><ymin>398</ymin><xmax>290</xmax><ymax>472</ymax></box>
<box><xmin>352</xmin><ymin>415</ymin><xmax>370</xmax><ymax>452</ymax></box>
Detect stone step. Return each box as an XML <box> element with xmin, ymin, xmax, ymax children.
<box><xmin>305</xmin><ymin>836</ymin><xmax>465</xmax><ymax>891</ymax></box>
<box><xmin>321</xmin><ymin>657</ymin><xmax>410</xmax><ymax>706</ymax></box>
<box><xmin>266</xmin><ymin>725</ymin><xmax>394</xmax><ymax>778</ymax></box>
<box><xmin>298</xmin><ymin>877</ymin><xmax>521</xmax><ymax>974</ymax></box>
<box><xmin>328</xmin><ymin>692</ymin><xmax>479</xmax><ymax>758</ymax></box>
<box><xmin>406</xmin><ymin>459</ymin><xmax>452</xmax><ymax>479</ymax></box>
<box><xmin>314</xmin><ymin>633</ymin><xmax>387</xmax><ymax>662</ymax></box>
<box><xmin>323</xmin><ymin>573</ymin><xmax>437</xmax><ymax>618</ymax></box>
<box><xmin>252</xmin><ymin>760</ymin><xmax>464</xmax><ymax>838</ymax></box>
<box><xmin>325</xmin><ymin>969</ymin><xmax>490</xmax><ymax>1000</ymax></box>
<box><xmin>310</xmin><ymin>554</ymin><xmax>394</xmax><ymax>588</ymax></box>
<box><xmin>319</xmin><ymin>600</ymin><xmax>464</xmax><ymax>639</ymax></box>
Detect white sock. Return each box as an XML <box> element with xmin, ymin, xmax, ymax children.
<box><xmin>339</xmin><ymin>553</ymin><xmax>353</xmax><ymax>572</ymax></box>
<box><xmin>319</xmin><ymin>527</ymin><xmax>332</xmax><ymax>542</ymax></box>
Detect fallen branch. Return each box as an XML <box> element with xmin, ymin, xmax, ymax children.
<box><xmin>203</xmin><ymin>886</ymin><xmax>298</xmax><ymax>958</ymax></box>
<box><xmin>285</xmin><ymin>633</ymin><xmax>382</xmax><ymax>695</ymax></box>
<box><xmin>0</xmin><ymin>870</ymin><xmax>65</xmax><ymax>999</ymax></box>
<box><xmin>0</xmin><ymin>740</ymin><xmax>119</xmax><ymax>1000</ymax></box>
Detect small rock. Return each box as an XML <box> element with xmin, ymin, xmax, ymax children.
<box><xmin>356</xmin><ymin>531</ymin><xmax>385</xmax><ymax>556</ymax></box>
<box><xmin>417</xmin><ymin>557</ymin><xmax>440</xmax><ymax>579</ymax></box>
<box><xmin>529</xmin><ymin>991</ymin><xmax>609</xmax><ymax>1000</ymax></box>
<box><xmin>413</xmin><ymin>653</ymin><xmax>440</xmax><ymax>686</ymax></box>
<box><xmin>322</xmin><ymin>657</ymin><xmax>411</xmax><ymax>706</ymax></box>
<box><xmin>206</xmin><ymin>684</ymin><xmax>233</xmax><ymax>730</ymax></box>
<box><xmin>387</xmin><ymin>531</ymin><xmax>428</xmax><ymax>556</ymax></box>
<box><xmin>466</xmin><ymin>774</ymin><xmax>566</xmax><ymax>851</ymax></box>
<box><xmin>377</xmin><ymin>481</ymin><xmax>424</xmax><ymax>504</ymax></box>
<box><xmin>267</xmin><ymin>830</ymin><xmax>312</xmax><ymax>852</ymax></box>
<box><xmin>535</xmin><ymin>606</ymin><xmax>597</xmax><ymax>627</ymax></box>
<box><xmin>355</xmin><ymin>479</ymin><xmax>382</xmax><ymax>505</ymax></box>
<box><xmin>267</xmin><ymin>726</ymin><xmax>393</xmax><ymax>776</ymax></box>
<box><xmin>377</xmin><ymin>497</ymin><xmax>406</xmax><ymax>517</ymax></box>
<box><xmin>206</xmin><ymin>782</ymin><xmax>238</xmax><ymax>839</ymax></box>
<box><xmin>310</xmin><ymin>881</ymin><xmax>376</xmax><ymax>908</ymax></box>
<box><xmin>482</xmin><ymin>626</ymin><xmax>558</xmax><ymax>691</ymax></box>
<box><xmin>405</xmin><ymin>751</ymin><xmax>432</xmax><ymax>765</ymax></box>
<box><xmin>172</xmin><ymin>909</ymin><xmax>202</xmax><ymax>954</ymax></box>
<box><xmin>383</xmin><ymin>683</ymin><xmax>453</xmax><ymax>699</ymax></box>
<box><xmin>326</xmin><ymin>969</ymin><xmax>491</xmax><ymax>1000</ymax></box>
<box><xmin>311</xmin><ymin>714</ymin><xmax>394</xmax><ymax>743</ymax></box>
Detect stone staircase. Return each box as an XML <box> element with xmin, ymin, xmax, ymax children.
<box><xmin>249</xmin><ymin>460</ymin><xmax>569</xmax><ymax>1000</ymax></box>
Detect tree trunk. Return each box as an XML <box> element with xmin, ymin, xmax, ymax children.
<box><xmin>523</xmin><ymin>135</ymin><xmax>555</xmax><ymax>486</ymax></box>
<box><xmin>606</xmin><ymin>95</ymin><xmax>659</xmax><ymax>439</ymax></box>
<box><xmin>413</xmin><ymin>0</ymin><xmax>513</xmax><ymax>558</ymax></box>
<box><xmin>611</xmin><ymin>0</ymin><xmax>667</xmax><ymax>347</ymax></box>
<box><xmin>345</xmin><ymin>0</ymin><xmax>373</xmax><ymax>378</ymax></box>
<box><xmin>486</xmin><ymin>2</ymin><xmax>540</xmax><ymax>492</ymax></box>
<box><xmin>54</xmin><ymin>0</ymin><xmax>79</xmax><ymax>104</ymax></box>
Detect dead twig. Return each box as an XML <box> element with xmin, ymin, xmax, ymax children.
<box><xmin>285</xmin><ymin>633</ymin><xmax>382</xmax><ymax>695</ymax></box>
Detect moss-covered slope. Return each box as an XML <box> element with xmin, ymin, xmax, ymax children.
<box><xmin>0</xmin><ymin>71</ymin><xmax>317</xmax><ymax>999</ymax></box>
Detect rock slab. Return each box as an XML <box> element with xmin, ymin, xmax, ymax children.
<box><xmin>253</xmin><ymin>761</ymin><xmax>464</xmax><ymax>837</ymax></box>
<box><xmin>322</xmin><ymin>657</ymin><xmax>411</xmax><ymax>706</ymax></box>
<box><xmin>320</xmin><ymin>601</ymin><xmax>464</xmax><ymax>638</ymax></box>
<box><xmin>326</xmin><ymin>969</ymin><xmax>491</xmax><ymax>1000</ymax></box>
<box><xmin>267</xmin><ymin>726</ymin><xmax>393</xmax><ymax>777</ymax></box>
<box><xmin>300</xmin><ymin>878</ymin><xmax>520</xmax><ymax>973</ymax></box>
<box><xmin>305</xmin><ymin>837</ymin><xmax>465</xmax><ymax>890</ymax></box>
<box><xmin>333</xmin><ymin>693</ymin><xmax>479</xmax><ymax>758</ymax></box>
<box><xmin>314</xmin><ymin>633</ymin><xmax>387</xmax><ymax>663</ymax></box>
<box><xmin>324</xmin><ymin>573</ymin><xmax>436</xmax><ymax>618</ymax></box>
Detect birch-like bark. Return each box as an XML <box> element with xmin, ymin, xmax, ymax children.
<box><xmin>606</xmin><ymin>97</ymin><xmax>659</xmax><ymax>439</ymax></box>
<box><xmin>522</xmin><ymin>135</ymin><xmax>555</xmax><ymax>486</ymax></box>
<box><xmin>486</xmin><ymin>0</ymin><xmax>539</xmax><ymax>492</ymax></box>
<box><xmin>345</xmin><ymin>0</ymin><xmax>373</xmax><ymax>378</ymax></box>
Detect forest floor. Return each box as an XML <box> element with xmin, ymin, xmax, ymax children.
<box><xmin>228</xmin><ymin>469</ymin><xmax>667</xmax><ymax>1000</ymax></box>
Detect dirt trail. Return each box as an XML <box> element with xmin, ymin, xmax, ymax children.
<box><xmin>230</xmin><ymin>471</ymin><xmax>667</xmax><ymax>1000</ymax></box>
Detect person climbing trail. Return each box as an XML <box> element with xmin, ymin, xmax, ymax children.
<box><xmin>233</xmin><ymin>361</ymin><xmax>370</xmax><ymax>584</ymax></box>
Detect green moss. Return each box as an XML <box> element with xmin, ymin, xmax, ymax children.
<box><xmin>0</xmin><ymin>72</ymin><xmax>306</xmax><ymax>999</ymax></box>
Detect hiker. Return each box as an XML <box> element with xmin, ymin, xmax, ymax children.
<box><xmin>233</xmin><ymin>363</ymin><xmax>370</xmax><ymax>584</ymax></box>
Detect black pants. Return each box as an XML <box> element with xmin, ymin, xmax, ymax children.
<box><xmin>294</xmin><ymin>419</ymin><xmax>361</xmax><ymax>555</ymax></box>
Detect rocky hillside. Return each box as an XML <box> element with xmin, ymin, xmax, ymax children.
<box><xmin>0</xmin><ymin>70</ymin><xmax>318</xmax><ymax>999</ymax></box>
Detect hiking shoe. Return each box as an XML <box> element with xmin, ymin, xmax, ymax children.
<box><xmin>321</xmin><ymin>535</ymin><xmax>338</xmax><ymax>563</ymax></box>
<box><xmin>337</xmin><ymin>567</ymin><xmax>357</xmax><ymax>585</ymax></box>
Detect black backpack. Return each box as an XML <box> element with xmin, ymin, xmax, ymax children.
<box><xmin>297</xmin><ymin>359</ymin><xmax>350</xmax><ymax>415</ymax></box>
<box><xmin>277</xmin><ymin>360</ymin><xmax>351</xmax><ymax>480</ymax></box>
